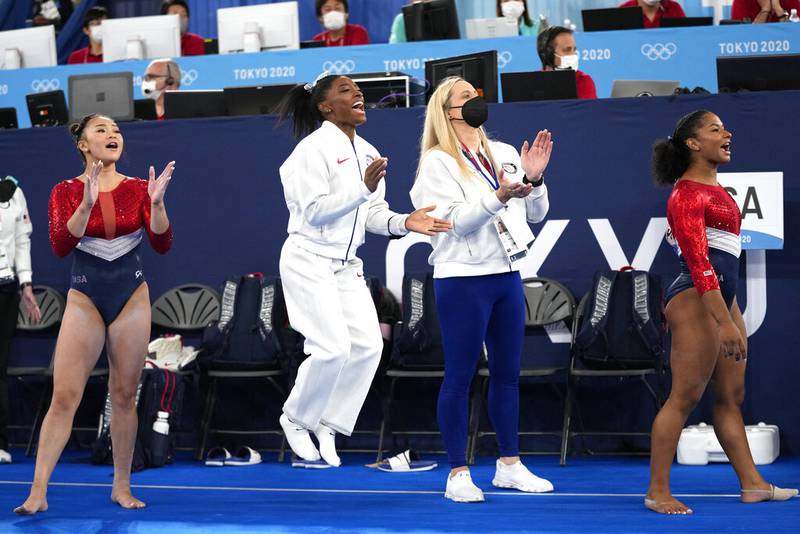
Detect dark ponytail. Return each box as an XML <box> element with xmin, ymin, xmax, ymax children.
<box><xmin>651</xmin><ymin>109</ymin><xmax>710</xmax><ymax>186</ymax></box>
<box><xmin>275</xmin><ymin>75</ymin><xmax>340</xmax><ymax>139</ymax></box>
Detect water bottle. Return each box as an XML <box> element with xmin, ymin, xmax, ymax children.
<box><xmin>150</xmin><ymin>411</ymin><xmax>170</xmax><ymax>467</ymax></box>
<box><xmin>789</xmin><ymin>9</ymin><xmax>799</xmax><ymax>23</ymax></box>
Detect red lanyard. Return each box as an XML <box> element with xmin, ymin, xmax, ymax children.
<box><xmin>461</xmin><ymin>144</ymin><xmax>498</xmax><ymax>191</ymax></box>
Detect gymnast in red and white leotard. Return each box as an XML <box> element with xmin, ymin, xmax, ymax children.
<box><xmin>645</xmin><ymin>110</ymin><xmax>797</xmax><ymax>516</ymax></box>
<box><xmin>16</xmin><ymin>114</ymin><xmax>175</xmax><ymax>515</ymax></box>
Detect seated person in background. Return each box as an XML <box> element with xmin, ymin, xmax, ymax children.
<box><xmin>313</xmin><ymin>0</ymin><xmax>370</xmax><ymax>47</ymax></box>
<box><xmin>32</xmin><ymin>0</ymin><xmax>74</xmax><ymax>33</ymax></box>
<box><xmin>67</xmin><ymin>7</ymin><xmax>107</xmax><ymax>65</ymax></box>
<box><xmin>732</xmin><ymin>0</ymin><xmax>799</xmax><ymax>22</ymax></box>
<box><xmin>142</xmin><ymin>59</ymin><xmax>181</xmax><ymax>120</ymax></box>
<box><xmin>161</xmin><ymin>0</ymin><xmax>205</xmax><ymax>56</ymax></box>
<box><xmin>617</xmin><ymin>0</ymin><xmax>686</xmax><ymax>28</ymax></box>
<box><xmin>537</xmin><ymin>26</ymin><xmax>597</xmax><ymax>100</ymax></box>
<box><xmin>497</xmin><ymin>0</ymin><xmax>541</xmax><ymax>36</ymax></box>
<box><xmin>390</xmin><ymin>0</ymin><xmax>424</xmax><ymax>43</ymax></box>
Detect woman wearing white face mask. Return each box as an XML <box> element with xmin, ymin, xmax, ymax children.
<box><xmin>313</xmin><ymin>0</ymin><xmax>370</xmax><ymax>47</ymax></box>
<box><xmin>537</xmin><ymin>26</ymin><xmax>597</xmax><ymax>100</ymax></box>
<box><xmin>160</xmin><ymin>0</ymin><xmax>205</xmax><ymax>56</ymax></box>
<box><xmin>67</xmin><ymin>7</ymin><xmax>107</xmax><ymax>65</ymax></box>
<box><xmin>496</xmin><ymin>0</ymin><xmax>540</xmax><ymax>36</ymax></box>
<box><xmin>618</xmin><ymin>0</ymin><xmax>686</xmax><ymax>28</ymax></box>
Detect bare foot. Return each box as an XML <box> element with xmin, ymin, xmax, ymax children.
<box><xmin>741</xmin><ymin>483</ymin><xmax>799</xmax><ymax>503</ymax></box>
<box><xmin>111</xmin><ymin>487</ymin><xmax>146</xmax><ymax>510</ymax></box>
<box><xmin>644</xmin><ymin>493</ymin><xmax>693</xmax><ymax>515</ymax></box>
<box><xmin>14</xmin><ymin>493</ymin><xmax>48</xmax><ymax>515</ymax></box>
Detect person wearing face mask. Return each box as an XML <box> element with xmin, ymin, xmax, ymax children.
<box><xmin>160</xmin><ymin>0</ymin><xmax>205</xmax><ymax>56</ymax></box>
<box><xmin>273</xmin><ymin>74</ymin><xmax>451</xmax><ymax>467</ymax></box>
<box><xmin>732</xmin><ymin>0</ymin><xmax>800</xmax><ymax>22</ymax></box>
<box><xmin>313</xmin><ymin>0</ymin><xmax>370</xmax><ymax>47</ymax></box>
<box><xmin>410</xmin><ymin>77</ymin><xmax>555</xmax><ymax>503</ymax></box>
<box><xmin>0</xmin><ymin>176</ymin><xmax>42</xmax><ymax>466</ymax></box>
<box><xmin>14</xmin><ymin>114</ymin><xmax>174</xmax><ymax>515</ymax></box>
<box><xmin>617</xmin><ymin>0</ymin><xmax>686</xmax><ymax>29</ymax></box>
<box><xmin>142</xmin><ymin>59</ymin><xmax>182</xmax><ymax>120</ymax></box>
<box><xmin>537</xmin><ymin>26</ymin><xmax>597</xmax><ymax>100</ymax></box>
<box><xmin>67</xmin><ymin>7</ymin><xmax>108</xmax><ymax>65</ymax></box>
<box><xmin>496</xmin><ymin>0</ymin><xmax>540</xmax><ymax>36</ymax></box>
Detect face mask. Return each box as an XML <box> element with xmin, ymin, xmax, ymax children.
<box><xmin>501</xmin><ymin>1</ymin><xmax>525</xmax><ymax>20</ymax></box>
<box><xmin>323</xmin><ymin>10</ymin><xmax>347</xmax><ymax>31</ymax></box>
<box><xmin>89</xmin><ymin>25</ymin><xmax>103</xmax><ymax>44</ymax></box>
<box><xmin>642</xmin><ymin>0</ymin><xmax>661</xmax><ymax>6</ymax></box>
<box><xmin>556</xmin><ymin>53</ymin><xmax>579</xmax><ymax>71</ymax></box>
<box><xmin>179</xmin><ymin>17</ymin><xmax>189</xmax><ymax>34</ymax></box>
<box><xmin>141</xmin><ymin>80</ymin><xmax>162</xmax><ymax>101</ymax></box>
<box><xmin>450</xmin><ymin>96</ymin><xmax>488</xmax><ymax>128</ymax></box>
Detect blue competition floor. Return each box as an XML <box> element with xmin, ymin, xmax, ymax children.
<box><xmin>0</xmin><ymin>449</ymin><xmax>798</xmax><ymax>533</ymax></box>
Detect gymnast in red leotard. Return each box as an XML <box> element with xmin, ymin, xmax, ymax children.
<box><xmin>645</xmin><ymin>110</ymin><xmax>797</xmax><ymax>515</ymax></box>
<box><xmin>15</xmin><ymin>114</ymin><xmax>175</xmax><ymax>515</ymax></box>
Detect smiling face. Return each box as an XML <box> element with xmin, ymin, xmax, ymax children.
<box><xmin>318</xmin><ymin>76</ymin><xmax>366</xmax><ymax>127</ymax></box>
<box><xmin>686</xmin><ymin>113</ymin><xmax>732</xmax><ymax>165</ymax></box>
<box><xmin>78</xmin><ymin>116</ymin><xmax>123</xmax><ymax>164</ymax></box>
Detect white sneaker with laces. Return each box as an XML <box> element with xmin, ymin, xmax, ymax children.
<box><xmin>444</xmin><ymin>470</ymin><xmax>485</xmax><ymax>503</ymax></box>
<box><xmin>0</xmin><ymin>449</ymin><xmax>11</xmax><ymax>464</ymax></box>
<box><xmin>492</xmin><ymin>460</ymin><xmax>554</xmax><ymax>493</ymax></box>
<box><xmin>279</xmin><ymin>413</ymin><xmax>320</xmax><ymax>461</ymax></box>
<box><xmin>314</xmin><ymin>424</ymin><xmax>341</xmax><ymax>467</ymax></box>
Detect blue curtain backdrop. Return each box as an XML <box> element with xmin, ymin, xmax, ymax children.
<box><xmin>0</xmin><ymin>0</ymin><xmax>31</xmax><ymax>31</ymax></box>
<box><xmin>55</xmin><ymin>0</ymin><xmax>98</xmax><ymax>64</ymax></box>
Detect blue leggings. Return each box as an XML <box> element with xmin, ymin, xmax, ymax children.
<box><xmin>434</xmin><ymin>271</ymin><xmax>525</xmax><ymax>469</ymax></box>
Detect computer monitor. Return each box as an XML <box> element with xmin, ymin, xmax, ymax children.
<box><xmin>68</xmin><ymin>72</ymin><xmax>134</xmax><ymax>123</ymax></box>
<box><xmin>611</xmin><ymin>80</ymin><xmax>680</xmax><ymax>98</ymax></box>
<box><xmin>501</xmin><ymin>71</ymin><xmax>577</xmax><ymax>102</ymax></box>
<box><xmin>465</xmin><ymin>17</ymin><xmax>519</xmax><ymax>40</ymax></box>
<box><xmin>717</xmin><ymin>54</ymin><xmax>800</xmax><ymax>92</ymax></box>
<box><xmin>0</xmin><ymin>26</ymin><xmax>57</xmax><ymax>69</ymax></box>
<box><xmin>404</xmin><ymin>0</ymin><xmax>460</xmax><ymax>42</ymax></box>
<box><xmin>425</xmin><ymin>51</ymin><xmax>498</xmax><ymax>103</ymax></box>
<box><xmin>102</xmin><ymin>15</ymin><xmax>181</xmax><ymax>62</ymax></box>
<box><xmin>0</xmin><ymin>108</ymin><xmax>18</xmax><ymax>129</ymax></box>
<box><xmin>134</xmin><ymin>99</ymin><xmax>158</xmax><ymax>121</ymax></box>
<box><xmin>300</xmin><ymin>40</ymin><xmax>325</xmax><ymax>49</ymax></box>
<box><xmin>660</xmin><ymin>17</ymin><xmax>713</xmax><ymax>28</ymax></box>
<box><xmin>582</xmin><ymin>7</ymin><xmax>644</xmax><ymax>32</ymax></box>
<box><xmin>26</xmin><ymin>90</ymin><xmax>68</xmax><ymax>127</ymax></box>
<box><xmin>217</xmin><ymin>1</ymin><xmax>300</xmax><ymax>54</ymax></box>
<box><xmin>163</xmin><ymin>90</ymin><xmax>227</xmax><ymax>120</ymax></box>
<box><xmin>349</xmin><ymin>72</ymin><xmax>425</xmax><ymax>109</ymax></box>
<box><xmin>223</xmin><ymin>84</ymin><xmax>294</xmax><ymax>116</ymax></box>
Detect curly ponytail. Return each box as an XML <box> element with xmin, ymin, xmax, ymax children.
<box><xmin>275</xmin><ymin>74</ymin><xmax>341</xmax><ymax>139</ymax></box>
<box><xmin>651</xmin><ymin>110</ymin><xmax>710</xmax><ymax>186</ymax></box>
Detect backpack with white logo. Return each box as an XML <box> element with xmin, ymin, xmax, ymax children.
<box><xmin>391</xmin><ymin>272</ymin><xmax>444</xmax><ymax>368</ymax></box>
<box><xmin>573</xmin><ymin>267</ymin><xmax>665</xmax><ymax>369</ymax></box>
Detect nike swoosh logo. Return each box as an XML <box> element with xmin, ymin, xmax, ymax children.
<box><xmin>337</xmin><ymin>158</ymin><xmax>349</xmax><ymax>164</ymax></box>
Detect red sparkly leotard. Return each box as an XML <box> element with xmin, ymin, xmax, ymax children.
<box><xmin>48</xmin><ymin>176</ymin><xmax>172</xmax><ymax>324</ymax></box>
<box><xmin>666</xmin><ymin>179</ymin><xmax>741</xmax><ymax>297</ymax></box>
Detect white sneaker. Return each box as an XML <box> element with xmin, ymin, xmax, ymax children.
<box><xmin>314</xmin><ymin>424</ymin><xmax>341</xmax><ymax>467</ymax></box>
<box><xmin>492</xmin><ymin>460</ymin><xmax>554</xmax><ymax>493</ymax></box>
<box><xmin>444</xmin><ymin>470</ymin><xmax>485</xmax><ymax>503</ymax></box>
<box><xmin>0</xmin><ymin>449</ymin><xmax>11</xmax><ymax>464</ymax></box>
<box><xmin>279</xmin><ymin>413</ymin><xmax>320</xmax><ymax>462</ymax></box>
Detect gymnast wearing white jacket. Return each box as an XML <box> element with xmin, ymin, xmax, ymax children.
<box><xmin>275</xmin><ymin>74</ymin><xmax>451</xmax><ymax>466</ymax></box>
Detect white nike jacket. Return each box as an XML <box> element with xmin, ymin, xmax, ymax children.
<box><xmin>0</xmin><ymin>182</ymin><xmax>33</xmax><ymax>285</ymax></box>
<box><xmin>280</xmin><ymin>121</ymin><xmax>409</xmax><ymax>260</ymax></box>
<box><xmin>410</xmin><ymin>141</ymin><xmax>549</xmax><ymax>278</ymax></box>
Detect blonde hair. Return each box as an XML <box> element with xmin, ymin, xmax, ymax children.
<box><xmin>417</xmin><ymin>76</ymin><xmax>499</xmax><ymax>182</ymax></box>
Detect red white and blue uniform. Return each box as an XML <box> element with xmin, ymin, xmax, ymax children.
<box><xmin>48</xmin><ymin>177</ymin><xmax>172</xmax><ymax>324</ymax></box>
<box><xmin>665</xmin><ymin>179</ymin><xmax>741</xmax><ymax>307</ymax></box>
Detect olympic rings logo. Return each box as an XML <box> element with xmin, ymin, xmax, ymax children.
<box><xmin>30</xmin><ymin>79</ymin><xmax>60</xmax><ymax>92</ymax></box>
<box><xmin>497</xmin><ymin>51</ymin><xmax>513</xmax><ymax>69</ymax></box>
<box><xmin>640</xmin><ymin>43</ymin><xmax>677</xmax><ymax>61</ymax></box>
<box><xmin>322</xmin><ymin>60</ymin><xmax>356</xmax><ymax>75</ymax></box>
<box><xmin>181</xmin><ymin>69</ymin><xmax>198</xmax><ymax>86</ymax></box>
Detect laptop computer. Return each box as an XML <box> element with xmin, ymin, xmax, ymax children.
<box><xmin>163</xmin><ymin>90</ymin><xmax>228</xmax><ymax>119</ymax></box>
<box><xmin>223</xmin><ymin>84</ymin><xmax>294</xmax><ymax>116</ymax></box>
<box><xmin>501</xmin><ymin>71</ymin><xmax>577</xmax><ymax>102</ymax></box>
<box><xmin>611</xmin><ymin>80</ymin><xmax>681</xmax><ymax>98</ymax></box>
<box><xmin>582</xmin><ymin>7</ymin><xmax>644</xmax><ymax>31</ymax></box>
<box><xmin>300</xmin><ymin>40</ymin><xmax>325</xmax><ymax>49</ymax></box>
<box><xmin>660</xmin><ymin>17</ymin><xmax>713</xmax><ymax>28</ymax></box>
<box><xmin>134</xmin><ymin>99</ymin><xmax>158</xmax><ymax>120</ymax></box>
<box><xmin>717</xmin><ymin>54</ymin><xmax>800</xmax><ymax>92</ymax></box>
<box><xmin>0</xmin><ymin>107</ymin><xmax>18</xmax><ymax>129</ymax></box>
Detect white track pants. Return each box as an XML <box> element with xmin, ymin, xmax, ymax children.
<box><xmin>279</xmin><ymin>238</ymin><xmax>383</xmax><ymax>436</ymax></box>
